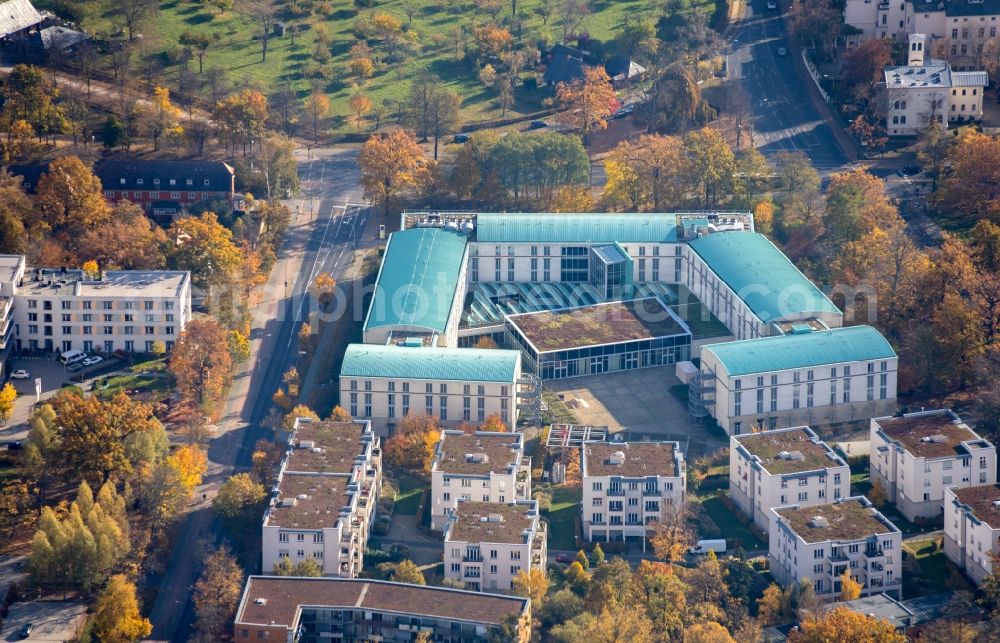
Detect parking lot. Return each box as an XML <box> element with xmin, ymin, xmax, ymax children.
<box><xmin>1</xmin><ymin>600</ymin><xmax>87</xmax><ymax>642</ymax></box>
<box><xmin>546</xmin><ymin>366</ymin><xmax>726</xmax><ymax>460</ymax></box>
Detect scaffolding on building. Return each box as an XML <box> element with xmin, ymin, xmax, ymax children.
<box><xmin>546</xmin><ymin>423</ymin><xmax>609</xmax><ymax>448</ymax></box>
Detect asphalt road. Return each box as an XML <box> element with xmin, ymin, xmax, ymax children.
<box><xmin>146</xmin><ymin>147</ymin><xmax>369</xmax><ymax>642</ymax></box>
<box><xmin>729</xmin><ymin>0</ymin><xmax>850</xmax><ymax>172</ymax></box>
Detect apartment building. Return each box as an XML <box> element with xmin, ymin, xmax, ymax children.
<box><xmin>769</xmin><ymin>497</ymin><xmax>903</xmax><ymax>599</ymax></box>
<box><xmin>234</xmin><ymin>576</ymin><xmax>531</xmax><ymax>643</ymax></box>
<box><xmin>261</xmin><ymin>418</ymin><xmax>382</xmax><ymax>578</ymax></box>
<box><xmin>581</xmin><ymin>441</ymin><xmax>686</xmax><ymax>542</ymax></box>
<box><xmin>884</xmin><ymin>34</ymin><xmax>988</xmax><ymax>136</ymax></box>
<box><xmin>338</xmin><ymin>344</ymin><xmax>522</xmax><ymax>436</ymax></box>
<box><xmin>697</xmin><ymin>325</ymin><xmax>898</xmax><ymax>436</ymax></box>
<box><xmin>731</xmin><ymin>427</ymin><xmax>851</xmax><ymax>530</ymax></box>
<box><xmin>95</xmin><ymin>159</ymin><xmax>236</xmax><ymax>220</ymax></box>
<box><xmin>430</xmin><ymin>431</ymin><xmax>531</xmax><ymax>531</ymax></box>
<box><xmin>443</xmin><ymin>500</ymin><xmax>547</xmax><ymax>592</ymax></box>
<box><xmin>870</xmin><ymin>409</ymin><xmax>996</xmax><ymax>522</ymax></box>
<box><xmin>943</xmin><ymin>484</ymin><xmax>1000</xmax><ymax>584</ymax></box>
<box><xmin>0</xmin><ymin>255</ymin><xmax>25</xmax><ymax>381</ymax></box>
<box><xmin>1</xmin><ymin>261</ymin><xmax>191</xmax><ymax>355</ymax></box>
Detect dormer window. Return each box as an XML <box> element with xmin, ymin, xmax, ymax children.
<box><xmin>119</xmin><ymin>178</ymin><xmax>126</xmax><ymax>185</ymax></box>
<box><xmin>136</xmin><ymin>178</ymin><xmax>143</xmax><ymax>185</ymax></box>
<box><xmin>203</xmin><ymin>178</ymin><xmax>210</xmax><ymax>186</ymax></box>
<box><xmin>186</xmin><ymin>179</ymin><xmax>193</xmax><ymax>186</ymax></box>
<box><xmin>169</xmin><ymin>179</ymin><xmax>176</xmax><ymax>186</ymax></box>
<box><xmin>153</xmin><ymin>178</ymin><xmax>160</xmax><ymax>185</ymax></box>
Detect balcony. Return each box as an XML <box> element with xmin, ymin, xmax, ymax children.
<box><xmin>463</xmin><ymin>570</ymin><xmax>482</xmax><ymax>579</ymax></box>
<box><xmin>607</xmin><ymin>488</ymin><xmax>625</xmax><ymax>497</ymax></box>
<box><xmin>865</xmin><ymin>548</ymin><xmax>884</xmax><ymax>559</ymax></box>
<box><xmin>829</xmin><ymin>552</ymin><xmax>849</xmax><ymax>562</ymax></box>
<box><xmin>642</xmin><ymin>488</ymin><xmax>660</xmax><ymax>497</ymax></box>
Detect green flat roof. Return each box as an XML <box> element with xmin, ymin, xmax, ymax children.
<box><xmin>476</xmin><ymin>213</ymin><xmax>680</xmax><ymax>243</ymax></box>
<box><xmin>365</xmin><ymin>228</ymin><xmax>468</xmax><ymax>334</ymax></box>
<box><xmin>340</xmin><ymin>344</ymin><xmax>521</xmax><ymax>383</ymax></box>
<box><xmin>702</xmin><ymin>325</ymin><xmax>896</xmax><ymax>377</ymax></box>
<box><xmin>687</xmin><ymin>232</ymin><xmax>841</xmax><ymax>323</ymax></box>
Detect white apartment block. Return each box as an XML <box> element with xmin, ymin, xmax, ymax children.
<box><xmin>731</xmin><ymin>427</ymin><xmax>851</xmax><ymax>530</ymax></box>
<box><xmin>870</xmin><ymin>409</ymin><xmax>996</xmax><ymax>522</ymax></box>
<box><xmin>581</xmin><ymin>441</ymin><xmax>686</xmax><ymax>542</ymax></box>
<box><xmin>884</xmin><ymin>34</ymin><xmax>988</xmax><ymax>136</ymax></box>
<box><xmin>0</xmin><ymin>259</ymin><xmax>191</xmax><ymax>355</ymax></box>
<box><xmin>769</xmin><ymin>497</ymin><xmax>903</xmax><ymax>600</ymax></box>
<box><xmin>443</xmin><ymin>500</ymin><xmax>547</xmax><ymax>592</ymax></box>
<box><xmin>430</xmin><ymin>431</ymin><xmax>531</xmax><ymax>531</ymax></box>
<box><xmin>698</xmin><ymin>325</ymin><xmax>898</xmax><ymax>436</ymax></box>
<box><xmin>943</xmin><ymin>484</ymin><xmax>1000</xmax><ymax>585</ymax></box>
<box><xmin>339</xmin><ymin>344</ymin><xmax>522</xmax><ymax>436</ymax></box>
<box><xmin>0</xmin><ymin>255</ymin><xmax>25</xmax><ymax>381</ymax></box>
<box><xmin>261</xmin><ymin>418</ymin><xmax>382</xmax><ymax>578</ymax></box>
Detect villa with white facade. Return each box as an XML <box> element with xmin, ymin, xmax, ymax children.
<box><xmin>943</xmin><ymin>484</ymin><xmax>1000</xmax><ymax>585</ymax></box>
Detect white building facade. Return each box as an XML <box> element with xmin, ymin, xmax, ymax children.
<box><xmin>699</xmin><ymin>325</ymin><xmax>898</xmax><ymax>436</ymax></box>
<box><xmin>731</xmin><ymin>427</ymin><xmax>851</xmax><ymax>530</ymax></box>
<box><xmin>443</xmin><ymin>500</ymin><xmax>547</xmax><ymax>592</ymax></box>
<box><xmin>769</xmin><ymin>497</ymin><xmax>903</xmax><ymax>600</ymax></box>
<box><xmin>943</xmin><ymin>484</ymin><xmax>1000</xmax><ymax>585</ymax></box>
<box><xmin>0</xmin><ymin>259</ymin><xmax>191</xmax><ymax>356</ymax></box>
<box><xmin>261</xmin><ymin>419</ymin><xmax>382</xmax><ymax>577</ymax></box>
<box><xmin>430</xmin><ymin>431</ymin><xmax>531</xmax><ymax>531</ymax></box>
<box><xmin>581</xmin><ymin>441</ymin><xmax>687</xmax><ymax>542</ymax></box>
<box><xmin>870</xmin><ymin>409</ymin><xmax>996</xmax><ymax>522</ymax></box>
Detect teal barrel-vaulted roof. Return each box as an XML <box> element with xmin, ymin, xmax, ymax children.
<box><xmin>364</xmin><ymin>227</ymin><xmax>468</xmax><ymax>334</ymax></box>
<box><xmin>340</xmin><ymin>344</ymin><xmax>521</xmax><ymax>383</ymax></box>
<box><xmin>701</xmin><ymin>325</ymin><xmax>896</xmax><ymax>377</ymax></box>
<box><xmin>687</xmin><ymin>232</ymin><xmax>841</xmax><ymax>323</ymax></box>
<box><xmin>476</xmin><ymin>213</ymin><xmax>680</xmax><ymax>243</ymax></box>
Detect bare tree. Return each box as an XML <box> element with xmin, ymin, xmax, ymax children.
<box><xmin>120</xmin><ymin>0</ymin><xmax>155</xmax><ymax>41</ymax></box>
<box><xmin>559</xmin><ymin>0</ymin><xmax>590</xmax><ymax>41</ymax></box>
<box><xmin>76</xmin><ymin>41</ymin><xmax>97</xmax><ymax>98</ymax></box>
<box><xmin>186</xmin><ymin>118</ymin><xmax>211</xmax><ymax>156</ymax></box>
<box><xmin>204</xmin><ymin>67</ymin><xmax>229</xmax><ymax>106</ymax></box>
<box><xmin>726</xmin><ymin>80</ymin><xmax>752</xmax><ymax>151</ymax></box>
<box><xmin>257</xmin><ymin>9</ymin><xmax>274</xmax><ymax>62</ymax></box>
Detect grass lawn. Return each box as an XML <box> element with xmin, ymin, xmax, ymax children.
<box><xmin>699</xmin><ymin>496</ymin><xmax>765</xmax><ymax>550</ymax></box>
<box><xmin>96</xmin><ymin>358</ymin><xmax>173</xmax><ymax>401</ymax></box>
<box><xmin>544</xmin><ymin>485</ymin><xmax>581</xmax><ymax>550</ymax></box>
<box><xmin>74</xmin><ymin>0</ymin><xmax>714</xmax><ymax>132</ymax></box>
<box><xmin>393</xmin><ymin>474</ymin><xmax>428</xmax><ymax>516</ymax></box>
<box><xmin>850</xmin><ymin>472</ymin><xmax>872</xmax><ymax>497</ymax></box>
<box><xmin>903</xmin><ymin>537</ymin><xmax>971</xmax><ymax>598</ymax></box>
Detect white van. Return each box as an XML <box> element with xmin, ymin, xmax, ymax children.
<box><xmin>60</xmin><ymin>349</ymin><xmax>87</xmax><ymax>365</ymax></box>
<box><xmin>688</xmin><ymin>539</ymin><xmax>727</xmax><ymax>555</ymax></box>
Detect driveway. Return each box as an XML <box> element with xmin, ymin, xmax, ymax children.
<box><xmin>546</xmin><ymin>367</ymin><xmax>726</xmax><ymax>460</ymax></box>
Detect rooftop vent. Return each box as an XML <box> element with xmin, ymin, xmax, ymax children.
<box><xmin>809</xmin><ymin>516</ymin><xmax>829</xmax><ymax>528</ymax></box>
<box><xmin>608</xmin><ymin>450</ymin><xmax>626</xmax><ymax>465</ymax></box>
<box><xmin>465</xmin><ymin>452</ymin><xmax>489</xmax><ymax>464</ymax></box>
<box><xmin>993</xmin><ymin>500</ymin><xmax>1000</xmax><ymax>507</ymax></box>
<box><xmin>777</xmin><ymin>450</ymin><xmax>805</xmax><ymax>461</ymax></box>
<box><xmin>279</xmin><ymin>497</ymin><xmax>297</xmax><ymax>508</ymax></box>
<box><xmin>297</xmin><ymin>494</ymin><xmax>309</xmax><ymax>500</ymax></box>
<box><xmin>920</xmin><ymin>434</ymin><xmax>948</xmax><ymax>443</ymax></box>
<box><xmin>254</xmin><ymin>598</ymin><xmax>267</xmax><ymax>605</ymax></box>
<box><xmin>480</xmin><ymin>513</ymin><xmax>505</xmax><ymax>523</ymax></box>
<box><xmin>298</xmin><ymin>440</ymin><xmax>316</xmax><ymax>449</ymax></box>
<box><xmin>311</xmin><ymin>447</ymin><xmax>325</xmax><ymax>454</ymax></box>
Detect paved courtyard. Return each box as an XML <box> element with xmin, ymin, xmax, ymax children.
<box><xmin>546</xmin><ymin>366</ymin><xmax>726</xmax><ymax>459</ymax></box>
<box><xmin>1</xmin><ymin>600</ymin><xmax>87</xmax><ymax>642</ymax></box>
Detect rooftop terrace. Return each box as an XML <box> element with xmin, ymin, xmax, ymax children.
<box><xmin>953</xmin><ymin>484</ymin><xmax>1000</xmax><ymax>530</ymax></box>
<box><xmin>435</xmin><ymin>432</ymin><xmax>523</xmax><ymax>476</ymax></box>
<box><xmin>775</xmin><ymin>498</ymin><xmax>898</xmax><ymax>543</ymax></box>
<box><xmin>875</xmin><ymin>411</ymin><xmax>982</xmax><ymax>459</ymax></box>
<box><xmin>583</xmin><ymin>441</ymin><xmax>680</xmax><ymax>478</ymax></box>
<box><xmin>236</xmin><ymin>577</ymin><xmax>528</xmax><ymax>628</ymax></box>
<box><xmin>446</xmin><ymin>501</ymin><xmax>538</xmax><ymax>545</ymax></box>
<box><xmin>508</xmin><ymin>298</ymin><xmax>689</xmax><ymax>353</ymax></box>
<box><xmin>734</xmin><ymin>427</ymin><xmax>844</xmax><ymax>475</ymax></box>
<box><xmin>267</xmin><ymin>474</ymin><xmax>350</xmax><ymax>531</ymax></box>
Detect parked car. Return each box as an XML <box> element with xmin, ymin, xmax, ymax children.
<box><xmin>67</xmin><ymin>362</ymin><xmax>85</xmax><ymax>373</ymax></box>
<box><xmin>767</xmin><ymin>0</ymin><xmax>777</xmax><ymax>8</ymax></box>
<box><xmin>777</xmin><ymin>46</ymin><xmax>787</xmax><ymax>56</ymax></box>
<box><xmin>612</xmin><ymin>105</ymin><xmax>634</xmax><ymax>119</ymax></box>
<box><xmin>82</xmin><ymin>355</ymin><xmax>104</xmax><ymax>366</ymax></box>
<box><xmin>6</xmin><ymin>441</ymin><xmax>22</xmax><ymax>451</ymax></box>
<box><xmin>528</xmin><ymin>120</ymin><xmax>549</xmax><ymax>130</ymax></box>
<box><xmin>453</xmin><ymin>133</ymin><xmax>469</xmax><ymax>143</ymax></box>
<box><xmin>10</xmin><ymin>369</ymin><xmax>29</xmax><ymax>379</ymax></box>
<box><xmin>555</xmin><ymin>553</ymin><xmax>573</xmax><ymax>563</ymax></box>
<box><xmin>897</xmin><ymin>164</ymin><xmax>921</xmax><ymax>177</ymax></box>
<box><xmin>18</xmin><ymin>622</ymin><xmax>33</xmax><ymax>638</ymax></box>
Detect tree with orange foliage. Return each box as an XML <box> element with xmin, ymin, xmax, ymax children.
<box><xmin>167</xmin><ymin>444</ymin><xmax>208</xmax><ymax>495</ymax></box>
<box><xmin>329</xmin><ymin>406</ymin><xmax>352</xmax><ymax>422</ymax></box>
<box><xmin>564</xmin><ymin>448</ymin><xmax>581</xmax><ymax>484</ymax></box>
<box><xmin>359</xmin><ymin>129</ymin><xmax>430</xmax><ymax>215</ymax></box>
<box><xmin>648</xmin><ymin>502</ymin><xmax>695</xmax><ymax>565</ymax></box>
<box><xmin>480</xmin><ymin>413</ymin><xmax>508</xmax><ymax>432</ymax></box>
<box><xmin>305</xmin><ymin>91</ymin><xmax>330</xmax><ymax>144</ymax></box>
<box><xmin>383</xmin><ymin>414</ymin><xmax>441</xmax><ymax>472</ymax></box>
<box><xmin>212</xmin><ymin>89</ymin><xmax>268</xmax><ymax>155</ymax></box>
<box><xmin>556</xmin><ymin>67</ymin><xmax>617</xmax><ymax>142</ymax></box>
<box><xmin>789</xmin><ymin>606</ymin><xmax>906</xmax><ymax>642</ymax></box>
<box><xmin>349</xmin><ymin>93</ymin><xmax>373</xmax><ymax>130</ymax></box>
<box><xmin>824</xmin><ymin>167</ymin><xmax>900</xmax><ymax>246</ymax></box>
<box><xmin>35</xmin><ymin>156</ymin><xmax>111</xmax><ymax>237</ymax></box>
<box><xmin>474</xmin><ymin>24</ymin><xmax>513</xmax><ymax>59</ymax></box>
<box><xmin>169</xmin><ymin>319</ymin><xmax>233</xmax><ymax>412</ymax></box>
<box><xmin>935</xmin><ymin>129</ymin><xmax>1000</xmax><ymax>223</ymax></box>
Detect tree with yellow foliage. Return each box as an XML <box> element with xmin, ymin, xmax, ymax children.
<box><xmin>649</xmin><ymin>503</ymin><xmax>695</xmax><ymax>565</ymax></box>
<box><xmin>35</xmin><ymin>156</ymin><xmax>111</xmax><ymax>236</ymax></box>
<box><xmin>147</xmin><ymin>86</ymin><xmax>183</xmax><ymax>150</ymax></box>
<box><xmin>684</xmin><ymin>621</ymin><xmax>736</xmax><ymax>643</ymax></box>
<box><xmin>283</xmin><ymin>404</ymin><xmax>320</xmax><ymax>430</ymax></box>
<box><xmin>789</xmin><ymin>606</ymin><xmax>906</xmax><ymax>642</ymax></box>
<box><xmin>601</xmin><ymin>135</ymin><xmax>687</xmax><ymax>212</ymax></box>
<box><xmin>93</xmin><ymin>574</ymin><xmax>153</xmax><ymax>643</ymax></box>
<box><xmin>329</xmin><ymin>405</ymin><xmax>352</xmax><ymax>421</ymax></box>
<box><xmin>480</xmin><ymin>413</ymin><xmax>508</xmax><ymax>432</ymax></box>
<box><xmin>550</xmin><ymin>185</ymin><xmax>595</xmax><ymax>212</ymax></box>
<box><xmin>757</xmin><ymin>583</ymin><xmax>792</xmax><ymax>625</ymax></box>
<box><xmin>839</xmin><ymin>569</ymin><xmax>862</xmax><ymax>601</ymax></box>
<box><xmin>304</xmin><ymin>91</ymin><xmax>330</xmax><ymax>144</ymax></box>
<box><xmin>383</xmin><ymin>414</ymin><xmax>441</xmax><ymax>472</ymax></box>
<box><xmin>349</xmin><ymin>93</ymin><xmax>373</xmax><ymax>130</ymax></box>
<box><xmin>359</xmin><ymin>129</ymin><xmax>430</xmax><ymax>215</ymax></box>
<box><xmin>165</xmin><ymin>212</ymin><xmax>243</xmax><ymax>290</ymax></box>
<box><xmin>556</xmin><ymin>67</ymin><xmax>617</xmax><ymax>142</ymax></box>
<box><xmin>167</xmin><ymin>445</ymin><xmax>207</xmax><ymax>494</ymax></box>
<box><xmin>754</xmin><ymin>199</ymin><xmax>775</xmax><ymax>237</ymax></box>
<box><xmin>512</xmin><ymin>568</ymin><xmax>550</xmax><ymax>605</ymax></box>
<box><xmin>0</xmin><ymin>382</ymin><xmax>16</xmax><ymax>423</ymax></box>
